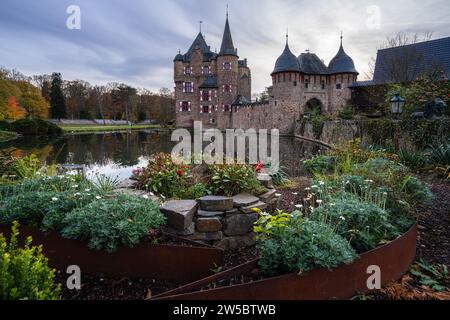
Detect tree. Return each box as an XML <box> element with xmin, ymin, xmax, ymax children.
<box><xmin>112</xmin><ymin>84</ymin><xmax>137</xmax><ymax>123</ymax></box>
<box><xmin>64</xmin><ymin>80</ymin><xmax>89</xmax><ymax>119</ymax></box>
<box><xmin>15</xmin><ymin>81</ymin><xmax>49</xmax><ymax>118</ymax></box>
<box><xmin>7</xmin><ymin>96</ymin><xmax>26</xmax><ymax>120</ymax></box>
<box><xmin>50</xmin><ymin>73</ymin><xmax>66</xmax><ymax>119</ymax></box>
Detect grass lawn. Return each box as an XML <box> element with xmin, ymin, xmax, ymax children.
<box><xmin>59</xmin><ymin>124</ymin><xmax>173</xmax><ymax>133</ymax></box>
<box><xmin>0</xmin><ymin>130</ymin><xmax>19</xmax><ymax>142</ymax></box>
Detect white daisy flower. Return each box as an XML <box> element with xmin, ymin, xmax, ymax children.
<box><xmin>51</xmin><ymin>197</ymin><xmax>58</xmax><ymax>202</ymax></box>
<box><xmin>96</xmin><ymin>196</ymin><xmax>102</xmax><ymax>200</ymax></box>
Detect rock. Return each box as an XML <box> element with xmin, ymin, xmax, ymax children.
<box><xmin>223</xmin><ymin>213</ymin><xmax>259</xmax><ymax>236</ymax></box>
<box><xmin>232</xmin><ymin>193</ymin><xmax>260</xmax><ymax>208</ymax></box>
<box><xmin>215</xmin><ymin>233</ymin><xmax>256</xmax><ymax>251</ymax></box>
<box><xmin>257</xmin><ymin>174</ymin><xmax>273</xmax><ymax>188</ymax></box>
<box><xmin>165</xmin><ymin>222</ymin><xmax>195</xmax><ymax>236</ymax></box>
<box><xmin>197</xmin><ymin>209</ymin><xmax>225</xmax><ymax>217</ymax></box>
<box><xmin>225</xmin><ymin>208</ymin><xmax>239</xmax><ymax>215</ymax></box>
<box><xmin>267</xmin><ymin>197</ymin><xmax>280</xmax><ymax>212</ymax></box>
<box><xmin>259</xmin><ymin>189</ymin><xmax>277</xmax><ymax>202</ymax></box>
<box><xmin>186</xmin><ymin>231</ymin><xmax>223</xmax><ymax>241</ymax></box>
<box><xmin>117</xmin><ymin>179</ymin><xmax>136</xmax><ymax>189</ymax></box>
<box><xmin>240</xmin><ymin>201</ymin><xmax>268</xmax><ymax>214</ymax></box>
<box><xmin>198</xmin><ymin>196</ymin><xmax>234</xmax><ymax>211</ymax></box>
<box><xmin>197</xmin><ymin>218</ymin><xmax>222</xmax><ymax>233</ymax></box>
<box><xmin>160</xmin><ymin>200</ymin><xmax>198</xmax><ymax>231</ymax></box>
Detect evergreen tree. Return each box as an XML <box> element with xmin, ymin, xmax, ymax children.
<box><xmin>50</xmin><ymin>72</ymin><xmax>66</xmax><ymax>119</ymax></box>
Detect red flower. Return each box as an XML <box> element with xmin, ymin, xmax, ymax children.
<box><xmin>177</xmin><ymin>169</ymin><xmax>184</xmax><ymax>177</ymax></box>
<box><xmin>255</xmin><ymin>162</ymin><xmax>264</xmax><ymax>173</ymax></box>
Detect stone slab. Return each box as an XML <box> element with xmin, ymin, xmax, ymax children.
<box><xmin>160</xmin><ymin>200</ymin><xmax>198</xmax><ymax>231</ymax></box>
<box><xmin>232</xmin><ymin>193</ymin><xmax>260</xmax><ymax>208</ymax></box>
<box><xmin>198</xmin><ymin>195</ymin><xmax>234</xmax><ymax>211</ymax></box>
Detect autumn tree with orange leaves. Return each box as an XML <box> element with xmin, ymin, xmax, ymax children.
<box><xmin>7</xmin><ymin>96</ymin><xmax>26</xmax><ymax>121</ymax></box>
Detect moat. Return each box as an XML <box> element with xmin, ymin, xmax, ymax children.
<box><xmin>0</xmin><ymin>130</ymin><xmax>324</xmax><ymax>180</ymax></box>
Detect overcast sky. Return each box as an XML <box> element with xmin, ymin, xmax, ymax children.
<box><xmin>0</xmin><ymin>0</ymin><xmax>449</xmax><ymax>93</ymax></box>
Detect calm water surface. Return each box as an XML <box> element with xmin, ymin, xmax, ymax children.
<box><xmin>0</xmin><ymin>130</ymin><xmax>324</xmax><ymax>180</ymax></box>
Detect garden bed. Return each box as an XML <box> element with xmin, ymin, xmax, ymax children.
<box><xmin>153</xmin><ymin>223</ymin><xmax>417</xmax><ymax>300</ymax></box>
<box><xmin>0</xmin><ymin>224</ymin><xmax>223</xmax><ymax>284</ymax></box>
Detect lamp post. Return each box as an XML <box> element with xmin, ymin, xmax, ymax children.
<box><xmin>390</xmin><ymin>93</ymin><xmax>406</xmax><ymax>151</ymax></box>
<box><xmin>390</xmin><ymin>93</ymin><xmax>406</xmax><ymax>119</ymax></box>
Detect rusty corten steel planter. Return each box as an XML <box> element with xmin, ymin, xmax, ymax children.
<box><xmin>0</xmin><ymin>224</ymin><xmax>223</xmax><ymax>284</ymax></box>
<box><xmin>154</xmin><ymin>223</ymin><xmax>418</xmax><ymax>300</ymax></box>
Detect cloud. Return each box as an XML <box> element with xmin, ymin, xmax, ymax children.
<box><xmin>0</xmin><ymin>0</ymin><xmax>448</xmax><ymax>92</ymax></box>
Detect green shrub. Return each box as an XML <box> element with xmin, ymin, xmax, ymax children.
<box><xmin>397</xmin><ymin>149</ymin><xmax>427</xmax><ymax>170</ymax></box>
<box><xmin>13</xmin><ymin>154</ymin><xmax>43</xmax><ymax>180</ymax></box>
<box><xmin>339</xmin><ymin>104</ymin><xmax>354</xmax><ymax>120</ymax></box>
<box><xmin>0</xmin><ymin>221</ymin><xmax>61</xmax><ymax>300</ymax></box>
<box><xmin>208</xmin><ymin>163</ymin><xmax>263</xmax><ymax>196</ymax></box>
<box><xmin>427</xmin><ymin>141</ymin><xmax>450</xmax><ymax>166</ymax></box>
<box><xmin>176</xmin><ymin>183</ymin><xmax>208</xmax><ymax>200</ymax></box>
<box><xmin>0</xmin><ymin>190</ymin><xmax>97</xmax><ymax>228</ymax></box>
<box><xmin>303</xmin><ymin>155</ymin><xmax>335</xmax><ymax>174</ymax></box>
<box><xmin>8</xmin><ymin>119</ymin><xmax>62</xmax><ymax>136</ymax></box>
<box><xmin>61</xmin><ymin>194</ymin><xmax>166</xmax><ymax>252</ymax></box>
<box><xmin>309</xmin><ymin>193</ymin><xmax>398</xmax><ymax>253</ymax></box>
<box><xmin>255</xmin><ymin>211</ymin><xmax>357</xmax><ymax>276</ymax></box>
<box><xmin>135</xmin><ymin>153</ymin><xmax>190</xmax><ymax>198</ymax></box>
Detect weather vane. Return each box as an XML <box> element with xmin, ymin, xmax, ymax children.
<box><xmin>199</xmin><ymin>20</ymin><xmax>203</xmax><ymax>33</ymax></box>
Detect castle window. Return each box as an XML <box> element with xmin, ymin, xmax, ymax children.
<box><xmin>321</xmin><ymin>81</ymin><xmax>326</xmax><ymax>90</ymax></box>
<box><xmin>336</xmin><ymin>83</ymin><xmax>342</xmax><ymax>90</ymax></box>
<box><xmin>201</xmin><ymin>90</ymin><xmax>210</xmax><ymax>102</ymax></box>
<box><xmin>202</xmin><ymin>105</ymin><xmax>210</xmax><ymax>113</ymax></box>
<box><xmin>181</xmin><ymin>101</ymin><xmax>191</xmax><ymax>112</ymax></box>
<box><xmin>210</xmin><ymin>118</ymin><xmax>216</xmax><ymax>124</ymax></box>
<box><xmin>223</xmin><ymin>105</ymin><xmax>231</xmax><ymax>112</ymax></box>
<box><xmin>183</xmin><ymin>82</ymin><xmax>194</xmax><ymax>93</ymax></box>
<box><xmin>305</xmin><ymin>79</ymin><xmax>309</xmax><ymax>89</ymax></box>
<box><xmin>223</xmin><ymin>62</ymin><xmax>232</xmax><ymax>70</ymax></box>
<box><xmin>293</xmin><ymin>81</ymin><xmax>297</xmax><ymax>87</ymax></box>
<box><xmin>202</xmin><ymin>66</ymin><xmax>210</xmax><ymax>75</ymax></box>
<box><xmin>184</xmin><ymin>66</ymin><xmax>192</xmax><ymax>75</ymax></box>
<box><xmin>223</xmin><ymin>85</ymin><xmax>232</xmax><ymax>93</ymax></box>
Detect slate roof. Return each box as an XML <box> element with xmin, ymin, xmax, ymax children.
<box><xmin>219</xmin><ymin>17</ymin><xmax>237</xmax><ymax>56</ymax></box>
<box><xmin>373</xmin><ymin>36</ymin><xmax>450</xmax><ymax>83</ymax></box>
<box><xmin>199</xmin><ymin>74</ymin><xmax>219</xmax><ymax>89</ymax></box>
<box><xmin>328</xmin><ymin>44</ymin><xmax>358</xmax><ymax>74</ymax></box>
<box><xmin>176</xmin><ymin>32</ymin><xmax>217</xmax><ymax>62</ymax></box>
<box><xmin>298</xmin><ymin>53</ymin><xmax>328</xmax><ymax>74</ymax></box>
<box><xmin>272</xmin><ymin>43</ymin><xmax>301</xmax><ymax>74</ymax></box>
<box><xmin>232</xmin><ymin>95</ymin><xmax>252</xmax><ymax>106</ymax></box>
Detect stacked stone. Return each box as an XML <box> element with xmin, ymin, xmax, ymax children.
<box><xmin>159</xmin><ymin>175</ymin><xmax>280</xmax><ymax>250</ymax></box>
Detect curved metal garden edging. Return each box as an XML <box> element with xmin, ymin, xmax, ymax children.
<box><xmin>0</xmin><ymin>224</ymin><xmax>223</xmax><ymax>284</ymax></box>
<box><xmin>153</xmin><ymin>223</ymin><xmax>418</xmax><ymax>300</ymax></box>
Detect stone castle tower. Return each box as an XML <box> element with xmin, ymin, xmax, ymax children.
<box><xmin>174</xmin><ymin>17</ymin><xmax>358</xmax><ymax>134</ymax></box>
<box><xmin>174</xmin><ymin>12</ymin><xmax>251</xmax><ymax>128</ymax></box>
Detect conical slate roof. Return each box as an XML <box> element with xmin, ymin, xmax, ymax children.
<box><xmin>219</xmin><ymin>17</ymin><xmax>237</xmax><ymax>56</ymax></box>
<box><xmin>298</xmin><ymin>52</ymin><xmax>328</xmax><ymax>74</ymax></box>
<box><xmin>272</xmin><ymin>42</ymin><xmax>301</xmax><ymax>74</ymax></box>
<box><xmin>328</xmin><ymin>42</ymin><xmax>358</xmax><ymax>74</ymax></box>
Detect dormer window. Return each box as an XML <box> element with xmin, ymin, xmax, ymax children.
<box><xmin>223</xmin><ymin>62</ymin><xmax>232</xmax><ymax>70</ymax></box>
<box><xmin>184</xmin><ymin>66</ymin><xmax>192</xmax><ymax>75</ymax></box>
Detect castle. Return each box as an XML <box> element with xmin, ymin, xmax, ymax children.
<box><xmin>174</xmin><ymin>13</ymin><xmax>359</xmax><ymax>134</ymax></box>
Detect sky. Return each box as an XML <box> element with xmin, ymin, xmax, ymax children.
<box><xmin>0</xmin><ymin>0</ymin><xmax>449</xmax><ymax>94</ymax></box>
